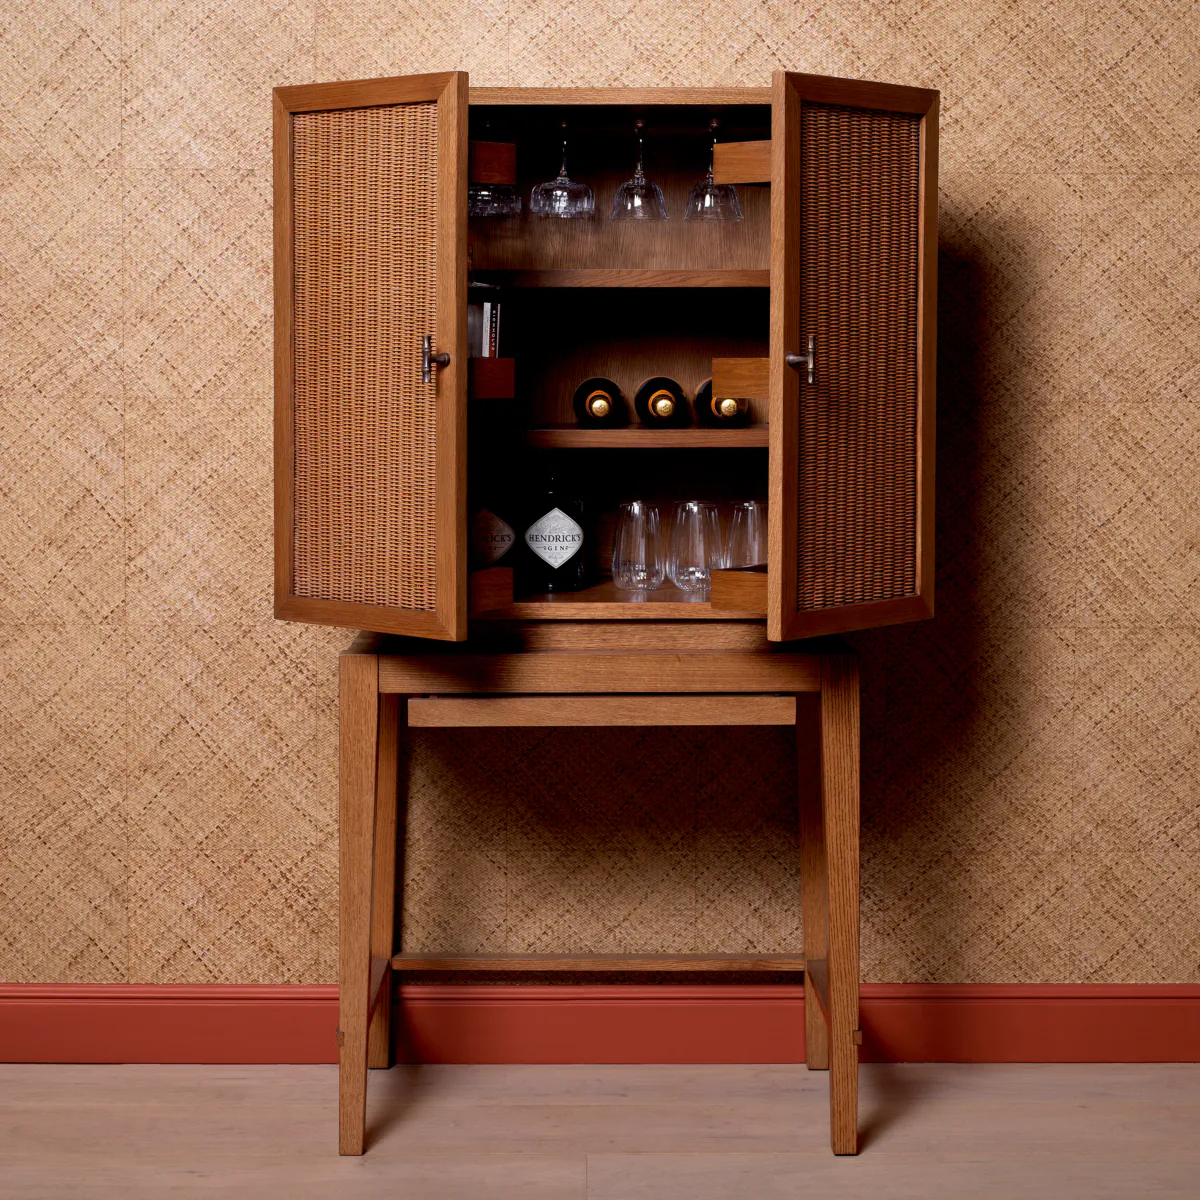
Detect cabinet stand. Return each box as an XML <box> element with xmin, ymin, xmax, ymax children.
<box><xmin>336</xmin><ymin>631</ymin><xmax>861</xmax><ymax>1155</ymax></box>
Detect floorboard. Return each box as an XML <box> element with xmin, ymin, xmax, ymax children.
<box><xmin>1</xmin><ymin>1063</ymin><xmax>1197</xmax><ymax>1198</ymax></box>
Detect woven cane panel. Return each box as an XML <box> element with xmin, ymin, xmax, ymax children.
<box><xmin>796</xmin><ymin>102</ymin><xmax>921</xmax><ymax>611</ymax></box>
<box><xmin>290</xmin><ymin>103</ymin><xmax>439</xmax><ymax>611</ymax></box>
<box><xmin>3</xmin><ymin>0</ymin><xmax>1200</xmax><ymax>988</ymax></box>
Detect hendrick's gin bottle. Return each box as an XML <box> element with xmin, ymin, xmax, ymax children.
<box><xmin>519</xmin><ymin>464</ymin><xmax>589</xmax><ymax>593</ymax></box>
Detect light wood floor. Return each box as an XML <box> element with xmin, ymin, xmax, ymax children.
<box><xmin>2</xmin><ymin>1062</ymin><xmax>1198</xmax><ymax>1198</ymax></box>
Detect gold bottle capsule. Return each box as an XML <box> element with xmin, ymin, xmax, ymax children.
<box><xmin>586</xmin><ymin>392</ymin><xmax>611</xmax><ymax>419</ymax></box>
<box><xmin>650</xmin><ymin>391</ymin><xmax>676</xmax><ymax>418</ymax></box>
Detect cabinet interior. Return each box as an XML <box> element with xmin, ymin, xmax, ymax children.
<box><xmin>467</xmin><ymin>102</ymin><xmax>772</xmax><ymax>620</ymax></box>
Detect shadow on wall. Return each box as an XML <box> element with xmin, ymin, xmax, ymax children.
<box><xmin>391</xmin><ymin>217</ymin><xmax>1046</xmax><ymax>996</ymax></box>
<box><xmin>855</xmin><ymin>212</ymin><xmax>1058</xmax><ymax>991</ymax></box>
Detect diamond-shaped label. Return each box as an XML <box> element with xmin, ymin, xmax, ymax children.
<box><xmin>471</xmin><ymin>509</ymin><xmax>515</xmax><ymax>565</ymax></box>
<box><xmin>524</xmin><ymin>507</ymin><xmax>583</xmax><ymax>569</ymax></box>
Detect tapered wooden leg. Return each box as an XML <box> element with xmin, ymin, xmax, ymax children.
<box><xmin>368</xmin><ymin>694</ymin><xmax>401</xmax><ymax>1069</ymax></box>
<box><xmin>820</xmin><ymin>653</ymin><xmax>860</xmax><ymax>1156</ymax></box>
<box><xmin>339</xmin><ymin>653</ymin><xmax>379</xmax><ymax>1156</ymax></box>
<box><xmin>796</xmin><ymin>692</ymin><xmax>829</xmax><ymax>1071</ymax></box>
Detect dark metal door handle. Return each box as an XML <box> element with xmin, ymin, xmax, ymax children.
<box><xmin>422</xmin><ymin>334</ymin><xmax>450</xmax><ymax>384</ymax></box>
<box><xmin>785</xmin><ymin>336</ymin><xmax>815</xmax><ymax>384</ymax></box>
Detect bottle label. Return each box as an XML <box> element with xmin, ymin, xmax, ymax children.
<box><xmin>524</xmin><ymin>507</ymin><xmax>583</xmax><ymax>569</ymax></box>
<box><xmin>471</xmin><ymin>509</ymin><xmax>515</xmax><ymax>565</ymax></box>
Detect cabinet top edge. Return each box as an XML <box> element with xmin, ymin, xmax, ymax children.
<box><xmin>469</xmin><ymin>87</ymin><xmax>773</xmax><ymax>106</ymax></box>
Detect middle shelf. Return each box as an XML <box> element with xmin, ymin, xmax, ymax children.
<box><xmin>522</xmin><ymin>425</ymin><xmax>768</xmax><ymax>449</ymax></box>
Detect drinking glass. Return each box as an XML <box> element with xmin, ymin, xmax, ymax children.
<box><xmin>611</xmin><ymin>500</ymin><xmax>664</xmax><ymax>591</ymax></box>
<box><xmin>725</xmin><ymin>500</ymin><xmax>766</xmax><ymax>568</ymax></box>
<box><xmin>468</xmin><ymin>182</ymin><xmax>521</xmax><ymax>217</ymax></box>
<box><xmin>611</xmin><ymin>119</ymin><xmax>668</xmax><ymax>221</ymax></box>
<box><xmin>530</xmin><ymin>121</ymin><xmax>594</xmax><ymax>218</ymax></box>
<box><xmin>684</xmin><ymin>119</ymin><xmax>743</xmax><ymax>222</ymax></box>
<box><xmin>668</xmin><ymin>501</ymin><xmax>723</xmax><ymax>593</ymax></box>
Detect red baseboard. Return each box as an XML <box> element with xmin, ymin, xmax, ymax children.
<box><xmin>2</xmin><ymin>983</ymin><xmax>1198</xmax><ymax>1065</ymax></box>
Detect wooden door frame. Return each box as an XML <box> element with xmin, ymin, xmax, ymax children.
<box><xmin>767</xmin><ymin>71</ymin><xmax>939</xmax><ymax>642</ymax></box>
<box><xmin>273</xmin><ymin>72</ymin><xmax>470</xmax><ymax>640</ymax></box>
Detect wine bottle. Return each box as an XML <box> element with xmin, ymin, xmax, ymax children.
<box><xmin>634</xmin><ymin>376</ymin><xmax>689</xmax><ymax>427</ymax></box>
<box><xmin>572</xmin><ymin>376</ymin><xmax>628</xmax><ymax>427</ymax></box>
<box><xmin>519</xmin><ymin>464</ymin><xmax>589</xmax><ymax>593</ymax></box>
<box><xmin>693</xmin><ymin>378</ymin><xmax>750</xmax><ymax>427</ymax></box>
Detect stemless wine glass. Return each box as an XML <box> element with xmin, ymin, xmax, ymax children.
<box><xmin>684</xmin><ymin>119</ymin><xmax>743</xmax><ymax>222</ymax></box>
<box><xmin>611</xmin><ymin>500</ymin><xmax>664</xmax><ymax>592</ymax></box>
<box><xmin>611</xmin><ymin>119</ymin><xmax>668</xmax><ymax>221</ymax></box>
<box><xmin>530</xmin><ymin>121</ymin><xmax>594</xmax><ymax>218</ymax></box>
<box><xmin>668</xmin><ymin>501</ymin><xmax>723</xmax><ymax>593</ymax></box>
<box><xmin>725</xmin><ymin>500</ymin><xmax>766</xmax><ymax>568</ymax></box>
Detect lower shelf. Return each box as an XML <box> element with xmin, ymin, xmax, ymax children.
<box><xmin>470</xmin><ymin>571</ymin><xmax>768</xmax><ymax>621</ymax></box>
<box><xmin>391</xmin><ymin>953</ymin><xmax>806</xmax><ymax>973</ymax></box>
<box><xmin>507</xmin><ymin>580</ymin><xmax>765</xmax><ymax>620</ymax></box>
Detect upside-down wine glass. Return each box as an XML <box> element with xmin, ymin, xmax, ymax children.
<box><xmin>610</xmin><ymin>119</ymin><xmax>668</xmax><ymax>221</ymax></box>
<box><xmin>530</xmin><ymin>120</ymin><xmax>594</xmax><ymax>218</ymax></box>
<box><xmin>684</xmin><ymin>118</ymin><xmax>743</xmax><ymax>222</ymax></box>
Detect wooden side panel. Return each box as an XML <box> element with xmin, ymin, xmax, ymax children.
<box><xmin>711</xmin><ymin>356</ymin><xmax>770</xmax><ymax>400</ymax></box>
<box><xmin>713</xmin><ymin>139</ymin><xmax>772</xmax><ymax>183</ymax></box>
<box><xmin>468</xmin><ymin>140</ymin><xmax>516</xmax><ymax>184</ymax></box>
<box><xmin>768</xmin><ymin>71</ymin><xmax>937</xmax><ymax>642</ymax></box>
<box><xmin>274</xmin><ymin>73</ymin><xmax>469</xmax><ymax>640</ymax></box>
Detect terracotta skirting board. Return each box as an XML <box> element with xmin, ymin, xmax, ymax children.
<box><xmin>2</xmin><ymin>983</ymin><xmax>1198</xmax><ymax>1065</ymax></box>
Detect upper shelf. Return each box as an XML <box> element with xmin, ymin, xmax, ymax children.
<box><xmin>473</xmin><ymin>268</ymin><xmax>769</xmax><ymax>289</ymax></box>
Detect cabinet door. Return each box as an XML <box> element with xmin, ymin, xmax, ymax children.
<box><xmin>273</xmin><ymin>73</ymin><xmax>469</xmax><ymax>639</ymax></box>
<box><xmin>768</xmin><ymin>71</ymin><xmax>938</xmax><ymax>642</ymax></box>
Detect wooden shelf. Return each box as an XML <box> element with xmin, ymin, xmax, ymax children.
<box><xmin>475</xmin><ymin>268</ymin><xmax>769</xmax><ymax>289</ymax></box>
<box><xmin>392</xmin><ymin>953</ymin><xmax>805</xmax><ymax>972</ymax></box>
<box><xmin>523</xmin><ymin>425</ymin><xmax>768</xmax><ymax>449</ymax></box>
<box><xmin>501</xmin><ymin>579</ymin><xmax>766</xmax><ymax>620</ymax></box>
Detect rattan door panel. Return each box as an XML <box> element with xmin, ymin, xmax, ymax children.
<box><xmin>274</xmin><ymin>74</ymin><xmax>469</xmax><ymax>640</ymax></box>
<box><xmin>767</xmin><ymin>72</ymin><xmax>938</xmax><ymax>642</ymax></box>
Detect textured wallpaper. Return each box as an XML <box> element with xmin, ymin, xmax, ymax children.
<box><xmin>1</xmin><ymin>0</ymin><xmax>1196</xmax><ymax>985</ymax></box>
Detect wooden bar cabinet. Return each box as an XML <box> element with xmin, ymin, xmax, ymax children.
<box><xmin>272</xmin><ymin>70</ymin><xmax>938</xmax><ymax>1156</ymax></box>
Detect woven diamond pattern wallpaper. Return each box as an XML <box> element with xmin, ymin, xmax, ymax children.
<box><xmin>1</xmin><ymin>0</ymin><xmax>1196</xmax><ymax>985</ymax></box>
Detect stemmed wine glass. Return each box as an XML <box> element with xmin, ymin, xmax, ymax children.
<box><xmin>611</xmin><ymin>119</ymin><xmax>668</xmax><ymax>221</ymax></box>
<box><xmin>530</xmin><ymin>120</ymin><xmax>594</xmax><ymax>218</ymax></box>
<box><xmin>684</xmin><ymin>118</ymin><xmax>743</xmax><ymax>222</ymax></box>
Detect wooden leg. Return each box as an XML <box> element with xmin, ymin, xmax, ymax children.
<box><xmin>820</xmin><ymin>653</ymin><xmax>860</xmax><ymax>1156</ymax></box>
<box><xmin>339</xmin><ymin>653</ymin><xmax>379</xmax><ymax>1156</ymax></box>
<box><xmin>368</xmin><ymin>694</ymin><xmax>401</xmax><ymax>1070</ymax></box>
<box><xmin>796</xmin><ymin>692</ymin><xmax>829</xmax><ymax>1071</ymax></box>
